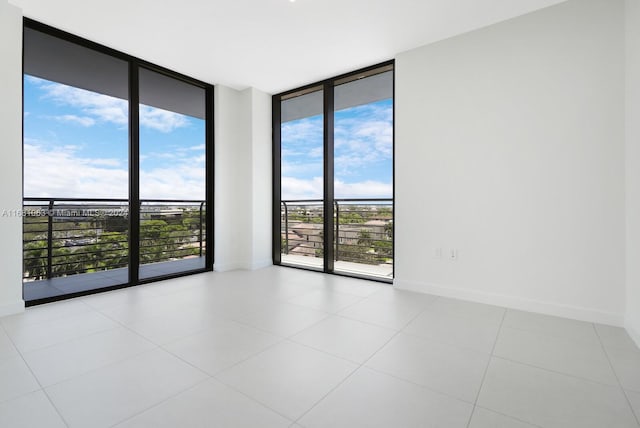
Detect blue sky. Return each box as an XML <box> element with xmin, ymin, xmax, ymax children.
<box><xmin>23</xmin><ymin>75</ymin><xmax>205</xmax><ymax>200</ymax></box>
<box><xmin>281</xmin><ymin>98</ymin><xmax>393</xmax><ymax>200</ymax></box>
<box><xmin>24</xmin><ymin>75</ymin><xmax>392</xmax><ymax>201</ymax></box>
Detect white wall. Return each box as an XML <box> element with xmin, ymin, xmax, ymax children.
<box><xmin>250</xmin><ymin>89</ymin><xmax>273</xmax><ymax>269</ymax></box>
<box><xmin>395</xmin><ymin>0</ymin><xmax>626</xmax><ymax>325</ymax></box>
<box><xmin>214</xmin><ymin>85</ymin><xmax>251</xmax><ymax>271</ymax></box>
<box><xmin>0</xmin><ymin>1</ymin><xmax>24</xmax><ymax>317</ymax></box>
<box><xmin>625</xmin><ymin>0</ymin><xmax>640</xmax><ymax>341</ymax></box>
<box><xmin>213</xmin><ymin>86</ymin><xmax>272</xmax><ymax>271</ymax></box>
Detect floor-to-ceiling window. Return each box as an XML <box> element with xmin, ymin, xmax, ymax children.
<box><xmin>22</xmin><ymin>20</ymin><xmax>214</xmax><ymax>304</ymax></box>
<box><xmin>138</xmin><ymin>67</ymin><xmax>208</xmax><ymax>280</ymax></box>
<box><xmin>277</xmin><ymin>86</ymin><xmax>325</xmax><ymax>270</ymax></box>
<box><xmin>273</xmin><ymin>62</ymin><xmax>394</xmax><ymax>281</ymax></box>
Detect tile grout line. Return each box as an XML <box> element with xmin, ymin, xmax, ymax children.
<box><xmin>498</xmin><ymin>323</ymin><xmax>604</xmax><ymax>348</ymax></box>
<box><xmin>77</xmin><ymin>289</ymin><xmax>297</xmax><ymax>426</ymax></box>
<box><xmin>466</xmin><ymin>308</ymin><xmax>507</xmax><ymax>428</ymax></box>
<box><xmin>12</xmin><ymin>320</ymin><xmax>123</xmax><ymax>356</ymax></box>
<box><xmin>291</xmin><ymin>295</ymin><xmax>439</xmax><ymax>425</ymax></box>
<box><xmin>106</xmin><ymin>377</ymin><xmax>213</xmax><ymax>428</ymax></box>
<box><xmin>471</xmin><ymin>404</ymin><xmax>545</xmax><ymax>428</ymax></box>
<box><xmin>284</xmin><ymin>291</ymin><xmax>367</xmax><ymax>314</ymax></box>
<box><xmin>4</xmin><ymin>306</ymin><xmax>121</xmax><ymax>355</ymax></box>
<box><xmin>361</xmin><ymin>363</ymin><xmax>479</xmax><ymax>406</ymax></box>
<box><xmin>16</xmin><ymin>301</ymin><xmax>209</xmax><ymax>390</ymax></box>
<box><xmin>282</xmin><ymin>300</ymin><xmax>496</xmax><ymax>408</ymax></box>
<box><xmin>0</xmin><ymin>299</ymin><xmax>95</xmax><ymax>332</ymax></box>
<box><xmin>0</xmin><ymin>315</ymin><xmax>71</xmax><ymax>428</ymax></box>
<box><xmin>12</xmin><ymin>304</ymin><xmax>178</xmax><ymax>391</ymax></box>
<box><xmin>8</xmin><ymin>274</ymin><xmax>542</xmax><ymax>428</ymax></box>
<box><xmin>211</xmin><ymin>371</ymin><xmax>297</xmax><ymax>424</ymax></box>
<box><xmin>488</xmin><ymin>354</ymin><xmax>622</xmax><ymax>389</ymax></box>
<box><xmin>159</xmin><ymin>333</ymin><xmax>297</xmax><ymax>424</ymax></box>
<box><xmin>593</xmin><ymin>324</ymin><xmax>640</xmax><ymax>427</ymax></box>
<box><xmin>331</xmin><ymin>293</ymin><xmax>441</xmax><ymax>332</ymax></box>
<box><xmin>174</xmin><ymin>298</ymin><xmax>404</xmax><ymax>424</ymax></box>
<box><xmin>35</xmin><ymin>302</ymin><xmax>220</xmax><ymax>427</ymax></box>
<box><xmin>5</xmin><ymin>272</ymin><xmax>382</xmax><ymax>427</ymax></box>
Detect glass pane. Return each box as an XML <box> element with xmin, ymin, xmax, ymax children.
<box><xmin>333</xmin><ymin>70</ymin><xmax>394</xmax><ymax>279</ymax></box>
<box><xmin>138</xmin><ymin>68</ymin><xmax>206</xmax><ymax>279</ymax></box>
<box><xmin>22</xmin><ymin>28</ymin><xmax>129</xmax><ymax>301</ymax></box>
<box><xmin>280</xmin><ymin>88</ymin><xmax>324</xmax><ymax>269</ymax></box>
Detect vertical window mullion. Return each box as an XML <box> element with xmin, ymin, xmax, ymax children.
<box><xmin>323</xmin><ymin>82</ymin><xmax>335</xmax><ymax>272</ymax></box>
<box><xmin>272</xmin><ymin>95</ymin><xmax>282</xmax><ymax>265</ymax></box>
<box><xmin>128</xmin><ymin>61</ymin><xmax>140</xmax><ymax>285</ymax></box>
<box><xmin>206</xmin><ymin>86</ymin><xmax>215</xmax><ymax>270</ymax></box>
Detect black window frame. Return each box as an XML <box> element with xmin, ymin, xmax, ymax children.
<box><xmin>272</xmin><ymin>60</ymin><xmax>395</xmax><ymax>283</ymax></box>
<box><xmin>22</xmin><ymin>18</ymin><xmax>215</xmax><ymax>306</ymax></box>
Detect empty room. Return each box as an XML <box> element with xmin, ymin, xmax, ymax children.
<box><xmin>1</xmin><ymin>0</ymin><xmax>640</xmax><ymax>426</ymax></box>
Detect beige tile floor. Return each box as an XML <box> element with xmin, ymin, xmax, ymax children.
<box><xmin>0</xmin><ymin>266</ymin><xmax>639</xmax><ymax>427</ymax></box>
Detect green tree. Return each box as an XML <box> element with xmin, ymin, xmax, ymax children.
<box><xmin>357</xmin><ymin>230</ymin><xmax>372</xmax><ymax>246</ymax></box>
<box><xmin>23</xmin><ymin>239</ymin><xmax>48</xmax><ymax>280</ymax></box>
<box><xmin>339</xmin><ymin>212</ymin><xmax>364</xmax><ymax>224</ymax></box>
<box><xmin>385</xmin><ymin>222</ymin><xmax>393</xmax><ymax>239</ymax></box>
<box><xmin>140</xmin><ymin>220</ymin><xmax>171</xmax><ymax>262</ymax></box>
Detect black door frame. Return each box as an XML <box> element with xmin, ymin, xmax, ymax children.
<box><xmin>272</xmin><ymin>60</ymin><xmax>395</xmax><ymax>283</ymax></box>
<box><xmin>23</xmin><ymin>18</ymin><xmax>215</xmax><ymax>306</ymax></box>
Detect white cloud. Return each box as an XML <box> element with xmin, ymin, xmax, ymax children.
<box><xmin>139</xmin><ymin>105</ymin><xmax>189</xmax><ymax>133</ymax></box>
<box><xmin>308</xmin><ymin>146</ymin><xmax>323</xmax><ymax>158</ymax></box>
<box><xmin>176</xmin><ymin>144</ymin><xmax>206</xmax><ymax>152</ymax></box>
<box><xmin>32</xmin><ymin>78</ymin><xmax>190</xmax><ymax>133</ymax></box>
<box><xmin>281</xmin><ymin>103</ymin><xmax>393</xmax><ymax>183</ymax></box>
<box><xmin>281</xmin><ymin>176</ymin><xmax>323</xmax><ymax>200</ymax></box>
<box><xmin>334</xmin><ymin>103</ymin><xmax>393</xmax><ymax>173</ymax></box>
<box><xmin>24</xmin><ymin>143</ymin><xmax>128</xmax><ymax>199</ymax></box>
<box><xmin>39</xmin><ymin>81</ymin><xmax>128</xmax><ymax>127</ymax></box>
<box><xmin>24</xmin><ymin>143</ymin><xmax>205</xmax><ymax>200</ymax></box>
<box><xmin>53</xmin><ymin>114</ymin><xmax>96</xmax><ymax>127</ymax></box>
<box><xmin>281</xmin><ymin>176</ymin><xmax>392</xmax><ymax>200</ymax></box>
<box><xmin>281</xmin><ymin>160</ymin><xmax>323</xmax><ymax>177</ymax></box>
<box><xmin>281</xmin><ymin>118</ymin><xmax>323</xmax><ymax>145</ymax></box>
<box><xmin>140</xmin><ymin>153</ymin><xmax>205</xmax><ymax>200</ymax></box>
<box><xmin>86</xmin><ymin>158</ymin><xmax>122</xmax><ymax>167</ymax></box>
<box><xmin>334</xmin><ymin>180</ymin><xmax>392</xmax><ymax>199</ymax></box>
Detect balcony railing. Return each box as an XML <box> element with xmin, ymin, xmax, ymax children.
<box><xmin>281</xmin><ymin>199</ymin><xmax>393</xmax><ymax>276</ymax></box>
<box><xmin>23</xmin><ymin>198</ymin><xmax>206</xmax><ymax>282</ymax></box>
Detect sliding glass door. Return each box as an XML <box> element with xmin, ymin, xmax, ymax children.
<box><xmin>274</xmin><ymin>62</ymin><xmax>394</xmax><ymax>280</ymax></box>
<box><xmin>332</xmin><ymin>69</ymin><xmax>394</xmax><ymax>278</ymax></box>
<box><xmin>138</xmin><ymin>67</ymin><xmax>208</xmax><ymax>280</ymax></box>
<box><xmin>23</xmin><ymin>25</ymin><xmax>131</xmax><ymax>302</ymax></box>
<box><xmin>278</xmin><ymin>87</ymin><xmax>325</xmax><ymax>270</ymax></box>
<box><xmin>22</xmin><ymin>20</ymin><xmax>213</xmax><ymax>304</ymax></box>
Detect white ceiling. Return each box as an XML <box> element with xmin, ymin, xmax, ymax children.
<box><xmin>10</xmin><ymin>0</ymin><xmax>566</xmax><ymax>94</ymax></box>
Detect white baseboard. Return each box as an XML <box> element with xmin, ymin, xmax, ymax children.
<box><xmin>248</xmin><ymin>259</ymin><xmax>273</xmax><ymax>271</ymax></box>
<box><xmin>625</xmin><ymin>321</ymin><xmax>640</xmax><ymax>349</ymax></box>
<box><xmin>0</xmin><ymin>299</ymin><xmax>25</xmax><ymax>318</ymax></box>
<box><xmin>394</xmin><ymin>278</ymin><xmax>624</xmax><ymax>327</ymax></box>
<box><xmin>214</xmin><ymin>259</ymin><xmax>273</xmax><ymax>272</ymax></box>
<box><xmin>213</xmin><ymin>262</ymin><xmax>245</xmax><ymax>272</ymax></box>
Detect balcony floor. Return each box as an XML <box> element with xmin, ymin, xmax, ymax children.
<box><xmin>23</xmin><ymin>257</ymin><xmax>206</xmax><ymax>302</ymax></box>
<box><xmin>280</xmin><ymin>254</ymin><xmax>393</xmax><ymax>279</ymax></box>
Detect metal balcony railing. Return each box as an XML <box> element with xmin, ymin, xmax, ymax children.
<box><xmin>281</xmin><ymin>198</ymin><xmax>393</xmax><ymax>267</ymax></box>
<box><xmin>23</xmin><ymin>198</ymin><xmax>206</xmax><ymax>281</ymax></box>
